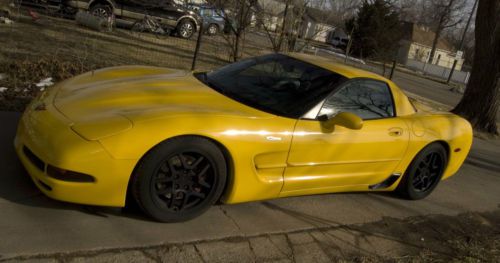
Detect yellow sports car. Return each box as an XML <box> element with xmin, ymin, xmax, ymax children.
<box><xmin>15</xmin><ymin>53</ymin><xmax>473</xmax><ymax>222</ymax></box>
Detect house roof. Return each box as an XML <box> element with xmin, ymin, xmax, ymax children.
<box><xmin>403</xmin><ymin>22</ymin><xmax>454</xmax><ymax>52</ymax></box>
<box><xmin>275</xmin><ymin>5</ymin><xmax>338</xmax><ymax>26</ymax></box>
<box><xmin>257</xmin><ymin>0</ymin><xmax>286</xmax><ymax>16</ymax></box>
<box><xmin>304</xmin><ymin>7</ymin><xmax>337</xmax><ymax>25</ymax></box>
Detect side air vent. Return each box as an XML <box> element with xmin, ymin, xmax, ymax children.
<box><xmin>369</xmin><ymin>173</ymin><xmax>402</xmax><ymax>190</ymax></box>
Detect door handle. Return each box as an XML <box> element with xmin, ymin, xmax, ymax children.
<box><xmin>388</xmin><ymin>127</ymin><xmax>403</xmax><ymax>137</ymax></box>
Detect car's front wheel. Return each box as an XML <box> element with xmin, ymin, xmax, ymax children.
<box><xmin>131</xmin><ymin>136</ymin><xmax>227</xmax><ymax>222</ymax></box>
<box><xmin>397</xmin><ymin>143</ymin><xmax>447</xmax><ymax>200</ymax></box>
<box><xmin>177</xmin><ymin>19</ymin><xmax>195</xmax><ymax>39</ymax></box>
<box><xmin>90</xmin><ymin>4</ymin><xmax>112</xmax><ymax>19</ymax></box>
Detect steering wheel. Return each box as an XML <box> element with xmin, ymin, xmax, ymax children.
<box><xmin>271</xmin><ymin>79</ymin><xmax>301</xmax><ymax>91</ymax></box>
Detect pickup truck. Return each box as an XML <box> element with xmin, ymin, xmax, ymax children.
<box><xmin>22</xmin><ymin>0</ymin><xmax>202</xmax><ymax>39</ymax></box>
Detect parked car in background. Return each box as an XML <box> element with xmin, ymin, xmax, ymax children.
<box><xmin>331</xmin><ymin>36</ymin><xmax>349</xmax><ymax>49</ymax></box>
<box><xmin>188</xmin><ymin>4</ymin><xmax>224</xmax><ymax>35</ymax></box>
<box><xmin>21</xmin><ymin>0</ymin><xmax>202</xmax><ymax>39</ymax></box>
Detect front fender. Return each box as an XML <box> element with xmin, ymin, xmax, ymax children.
<box><xmin>98</xmin><ymin>114</ymin><xmax>296</xmax><ymax>204</ymax></box>
<box><xmin>394</xmin><ymin>113</ymin><xmax>473</xmax><ymax>184</ymax></box>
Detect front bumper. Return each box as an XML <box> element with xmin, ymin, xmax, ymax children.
<box><xmin>14</xmin><ymin>102</ymin><xmax>136</xmax><ymax>207</ymax></box>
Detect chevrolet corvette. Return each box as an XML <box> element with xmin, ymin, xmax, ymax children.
<box><xmin>14</xmin><ymin>53</ymin><xmax>473</xmax><ymax>222</ymax></box>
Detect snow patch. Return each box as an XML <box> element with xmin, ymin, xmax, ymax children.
<box><xmin>36</xmin><ymin>77</ymin><xmax>54</xmax><ymax>88</ymax></box>
<box><xmin>0</xmin><ymin>17</ymin><xmax>13</xmax><ymax>24</ymax></box>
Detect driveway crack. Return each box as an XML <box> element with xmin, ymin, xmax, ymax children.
<box><xmin>219</xmin><ymin>206</ymin><xmax>244</xmax><ymax>233</ymax></box>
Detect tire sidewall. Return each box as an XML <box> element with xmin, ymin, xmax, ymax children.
<box><xmin>133</xmin><ymin>137</ymin><xmax>227</xmax><ymax>222</ymax></box>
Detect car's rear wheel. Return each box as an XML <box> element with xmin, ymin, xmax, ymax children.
<box><xmin>207</xmin><ymin>24</ymin><xmax>219</xmax><ymax>35</ymax></box>
<box><xmin>90</xmin><ymin>4</ymin><xmax>112</xmax><ymax>19</ymax></box>
<box><xmin>397</xmin><ymin>143</ymin><xmax>447</xmax><ymax>200</ymax></box>
<box><xmin>177</xmin><ymin>19</ymin><xmax>195</xmax><ymax>39</ymax></box>
<box><xmin>131</xmin><ymin>136</ymin><xmax>227</xmax><ymax>222</ymax></box>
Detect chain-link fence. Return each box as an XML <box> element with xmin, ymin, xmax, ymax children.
<box><xmin>0</xmin><ymin>2</ymin><xmax>284</xmax><ymax>110</ymax></box>
<box><xmin>0</xmin><ymin>1</ymin><xmax>388</xmax><ymax>112</ymax></box>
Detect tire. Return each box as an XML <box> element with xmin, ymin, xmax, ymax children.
<box><xmin>131</xmin><ymin>136</ymin><xmax>227</xmax><ymax>222</ymax></box>
<box><xmin>90</xmin><ymin>4</ymin><xmax>112</xmax><ymax>19</ymax></box>
<box><xmin>397</xmin><ymin>143</ymin><xmax>448</xmax><ymax>200</ymax></box>
<box><xmin>207</xmin><ymin>23</ymin><xmax>219</xmax><ymax>35</ymax></box>
<box><xmin>176</xmin><ymin>19</ymin><xmax>195</xmax><ymax>39</ymax></box>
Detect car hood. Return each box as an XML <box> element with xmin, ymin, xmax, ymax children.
<box><xmin>53</xmin><ymin>66</ymin><xmax>270</xmax><ymax>123</ymax></box>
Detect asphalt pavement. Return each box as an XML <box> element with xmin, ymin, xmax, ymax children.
<box><xmin>1</xmin><ymin>109</ymin><xmax>499</xmax><ymax>260</ymax></box>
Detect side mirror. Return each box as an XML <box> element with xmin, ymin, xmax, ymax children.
<box><xmin>319</xmin><ymin>112</ymin><xmax>363</xmax><ymax>130</ymax></box>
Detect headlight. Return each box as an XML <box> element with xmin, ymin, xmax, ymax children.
<box><xmin>71</xmin><ymin>115</ymin><xmax>132</xmax><ymax>141</ymax></box>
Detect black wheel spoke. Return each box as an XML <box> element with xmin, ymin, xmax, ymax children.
<box><xmin>178</xmin><ymin>154</ymin><xmax>189</xmax><ymax>169</ymax></box>
<box><xmin>157</xmin><ymin>187</ymin><xmax>172</xmax><ymax>195</ymax></box>
<box><xmin>167</xmin><ymin>160</ymin><xmax>178</xmax><ymax>174</ymax></box>
<box><xmin>429</xmin><ymin>153</ymin><xmax>438</xmax><ymax>168</ymax></box>
<box><xmin>192</xmin><ymin>156</ymin><xmax>204</xmax><ymax>169</ymax></box>
<box><xmin>151</xmin><ymin>150</ymin><xmax>216</xmax><ymax>213</ymax></box>
<box><xmin>198</xmin><ymin>164</ymin><xmax>210</xmax><ymax>177</ymax></box>
<box><xmin>414</xmin><ymin>180</ymin><xmax>423</xmax><ymax>190</ymax></box>
<box><xmin>190</xmin><ymin>191</ymin><xmax>206</xmax><ymax>199</ymax></box>
<box><xmin>155</xmin><ymin>176</ymin><xmax>172</xmax><ymax>183</ymax></box>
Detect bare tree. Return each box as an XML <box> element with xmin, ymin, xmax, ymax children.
<box><xmin>452</xmin><ymin>0</ymin><xmax>499</xmax><ymax>135</ymax></box>
<box><xmin>210</xmin><ymin>0</ymin><xmax>258</xmax><ymax>61</ymax></box>
<box><xmin>328</xmin><ymin>0</ymin><xmax>361</xmax><ymax>22</ymax></box>
<box><xmin>255</xmin><ymin>0</ymin><xmax>294</xmax><ymax>52</ymax></box>
<box><xmin>424</xmin><ymin>0</ymin><xmax>466</xmax><ymax>64</ymax></box>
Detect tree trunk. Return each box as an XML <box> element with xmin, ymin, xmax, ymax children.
<box><xmin>233</xmin><ymin>33</ymin><xmax>241</xmax><ymax>62</ymax></box>
<box><xmin>428</xmin><ymin>19</ymin><xmax>444</xmax><ymax>64</ymax></box>
<box><xmin>452</xmin><ymin>0</ymin><xmax>500</xmax><ymax>135</ymax></box>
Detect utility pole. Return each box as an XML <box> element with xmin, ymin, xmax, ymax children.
<box><xmin>446</xmin><ymin>0</ymin><xmax>478</xmax><ymax>84</ymax></box>
<box><xmin>277</xmin><ymin>1</ymin><xmax>289</xmax><ymax>52</ymax></box>
<box><xmin>344</xmin><ymin>26</ymin><xmax>355</xmax><ymax>63</ymax></box>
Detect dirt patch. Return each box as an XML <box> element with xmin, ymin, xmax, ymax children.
<box><xmin>0</xmin><ymin>57</ymin><xmax>105</xmax><ymax>111</ymax></box>
<box><xmin>0</xmin><ymin>9</ymin><xmax>275</xmax><ymax>112</ymax></box>
<box><xmin>338</xmin><ymin>210</ymin><xmax>500</xmax><ymax>262</ymax></box>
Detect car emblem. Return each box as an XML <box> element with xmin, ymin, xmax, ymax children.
<box><xmin>33</xmin><ymin>102</ymin><xmax>46</xmax><ymax>111</ymax></box>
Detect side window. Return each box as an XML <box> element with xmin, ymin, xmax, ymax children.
<box><xmin>318</xmin><ymin>79</ymin><xmax>395</xmax><ymax>120</ymax></box>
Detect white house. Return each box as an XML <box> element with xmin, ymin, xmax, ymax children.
<box><xmin>256</xmin><ymin>0</ymin><xmax>287</xmax><ymax>31</ymax></box>
<box><xmin>297</xmin><ymin>7</ymin><xmax>337</xmax><ymax>43</ymax></box>
<box><xmin>398</xmin><ymin>23</ymin><xmax>464</xmax><ymax>70</ymax></box>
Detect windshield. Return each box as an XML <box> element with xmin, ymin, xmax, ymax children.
<box><xmin>195</xmin><ymin>54</ymin><xmax>347</xmax><ymax>118</ymax></box>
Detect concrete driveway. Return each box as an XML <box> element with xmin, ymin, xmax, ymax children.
<box><xmin>1</xmin><ymin>111</ymin><xmax>499</xmax><ymax>260</ymax></box>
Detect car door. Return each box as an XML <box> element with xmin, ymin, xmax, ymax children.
<box><xmin>282</xmin><ymin>78</ymin><xmax>409</xmax><ymax>195</ymax></box>
<box><xmin>118</xmin><ymin>0</ymin><xmax>146</xmax><ymax>20</ymax></box>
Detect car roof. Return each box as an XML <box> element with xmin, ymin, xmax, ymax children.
<box><xmin>287</xmin><ymin>52</ymin><xmax>388</xmax><ymax>82</ymax></box>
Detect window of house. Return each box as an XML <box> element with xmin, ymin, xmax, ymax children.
<box><xmin>318</xmin><ymin>79</ymin><xmax>395</xmax><ymax>120</ymax></box>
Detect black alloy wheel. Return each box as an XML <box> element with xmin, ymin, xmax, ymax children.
<box><xmin>151</xmin><ymin>152</ymin><xmax>216</xmax><ymax>212</ymax></box>
<box><xmin>131</xmin><ymin>136</ymin><xmax>227</xmax><ymax>222</ymax></box>
<box><xmin>411</xmin><ymin>152</ymin><xmax>444</xmax><ymax>192</ymax></box>
<box><xmin>397</xmin><ymin>143</ymin><xmax>447</xmax><ymax>200</ymax></box>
